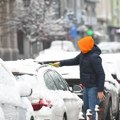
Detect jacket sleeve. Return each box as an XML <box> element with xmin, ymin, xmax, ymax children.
<box><xmin>60</xmin><ymin>54</ymin><xmax>80</xmax><ymax>66</ymax></box>
<box><xmin>90</xmin><ymin>54</ymin><xmax>105</xmax><ymax>92</ymax></box>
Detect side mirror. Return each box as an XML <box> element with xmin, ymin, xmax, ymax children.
<box><xmin>73</xmin><ymin>85</ymin><xmax>83</xmax><ymax>93</ymax></box>
<box><xmin>18</xmin><ymin>81</ymin><xmax>33</xmax><ymax>97</ymax></box>
<box><xmin>72</xmin><ymin>85</ymin><xmax>83</xmax><ymax>99</ymax></box>
<box><xmin>111</xmin><ymin>74</ymin><xmax>118</xmax><ymax>80</ymax></box>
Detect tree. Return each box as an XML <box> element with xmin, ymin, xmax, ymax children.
<box><xmin>14</xmin><ymin>0</ymin><xmax>67</xmax><ymax>42</ymax></box>
<box><xmin>0</xmin><ymin>0</ymin><xmax>68</xmax><ymax>46</ymax></box>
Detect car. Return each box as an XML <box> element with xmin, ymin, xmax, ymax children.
<box><xmin>102</xmin><ymin>62</ymin><xmax>120</xmax><ymax>120</ymax></box>
<box><xmin>5</xmin><ymin>59</ymin><xmax>84</xmax><ymax>120</ymax></box>
<box><xmin>0</xmin><ymin>58</ymin><xmax>34</xmax><ymax>120</ymax></box>
<box><xmin>101</xmin><ymin>53</ymin><xmax>120</xmax><ymax>83</ymax></box>
<box><xmin>35</xmin><ymin>40</ymin><xmax>79</xmax><ymax>63</ymax></box>
<box><xmin>35</xmin><ymin>45</ymin><xmax>120</xmax><ymax>120</ymax></box>
<box><xmin>97</xmin><ymin>41</ymin><xmax>120</xmax><ymax>54</ymax></box>
<box><xmin>42</xmin><ymin>40</ymin><xmax>76</xmax><ymax>52</ymax></box>
<box><xmin>55</xmin><ymin>62</ymin><xmax>120</xmax><ymax>120</ymax></box>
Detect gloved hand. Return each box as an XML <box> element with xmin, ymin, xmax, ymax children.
<box><xmin>49</xmin><ymin>62</ymin><xmax>60</xmax><ymax>67</ymax></box>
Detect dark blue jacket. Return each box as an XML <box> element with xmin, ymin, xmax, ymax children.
<box><xmin>60</xmin><ymin>45</ymin><xmax>105</xmax><ymax>92</ymax></box>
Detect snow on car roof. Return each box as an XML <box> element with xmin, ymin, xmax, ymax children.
<box><xmin>50</xmin><ymin>40</ymin><xmax>75</xmax><ymax>49</ymax></box>
<box><xmin>35</xmin><ymin>51</ymin><xmax>79</xmax><ymax>63</ymax></box>
<box><xmin>98</xmin><ymin>42</ymin><xmax>120</xmax><ymax>53</ymax></box>
<box><xmin>5</xmin><ymin>59</ymin><xmax>40</xmax><ymax>75</ymax></box>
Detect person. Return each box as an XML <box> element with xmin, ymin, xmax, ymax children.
<box><xmin>51</xmin><ymin>36</ymin><xmax>105</xmax><ymax>120</ymax></box>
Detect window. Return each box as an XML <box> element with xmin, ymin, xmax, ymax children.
<box><xmin>48</xmin><ymin>70</ymin><xmax>68</xmax><ymax>91</ymax></box>
<box><xmin>17</xmin><ymin>30</ymin><xmax>24</xmax><ymax>54</ymax></box>
<box><xmin>44</xmin><ymin>72</ymin><xmax>57</xmax><ymax>90</ymax></box>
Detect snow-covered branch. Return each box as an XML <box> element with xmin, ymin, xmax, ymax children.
<box><xmin>0</xmin><ymin>0</ymin><xmax>68</xmax><ymax>42</ymax></box>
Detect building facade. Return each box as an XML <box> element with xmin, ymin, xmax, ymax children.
<box><xmin>0</xmin><ymin>0</ymin><xmax>101</xmax><ymax>61</ymax></box>
<box><xmin>109</xmin><ymin>0</ymin><xmax>120</xmax><ymax>41</ymax></box>
<box><xmin>0</xmin><ymin>0</ymin><xmax>18</xmax><ymax>60</ymax></box>
<box><xmin>95</xmin><ymin>0</ymin><xmax>111</xmax><ymax>41</ymax></box>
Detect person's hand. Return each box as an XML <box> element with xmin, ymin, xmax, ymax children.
<box><xmin>49</xmin><ymin>62</ymin><xmax>60</xmax><ymax>67</ymax></box>
<box><xmin>79</xmin><ymin>84</ymin><xmax>84</xmax><ymax>89</ymax></box>
<box><xmin>97</xmin><ymin>91</ymin><xmax>105</xmax><ymax>101</ymax></box>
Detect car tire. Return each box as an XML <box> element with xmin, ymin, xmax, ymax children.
<box><xmin>106</xmin><ymin>101</ymin><xmax>114</xmax><ymax>120</ymax></box>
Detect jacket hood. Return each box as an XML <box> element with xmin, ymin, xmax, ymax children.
<box><xmin>91</xmin><ymin>44</ymin><xmax>101</xmax><ymax>55</ymax></box>
<box><xmin>77</xmin><ymin>36</ymin><xmax>94</xmax><ymax>53</ymax></box>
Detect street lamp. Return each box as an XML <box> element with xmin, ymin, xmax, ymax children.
<box><xmin>23</xmin><ymin>0</ymin><xmax>31</xmax><ymax>7</ymax></box>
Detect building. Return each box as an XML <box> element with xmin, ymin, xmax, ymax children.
<box><xmin>95</xmin><ymin>0</ymin><xmax>111</xmax><ymax>41</ymax></box>
<box><xmin>109</xmin><ymin>0</ymin><xmax>120</xmax><ymax>41</ymax></box>
<box><xmin>96</xmin><ymin>0</ymin><xmax>111</xmax><ymax>23</ymax></box>
<box><xmin>0</xmin><ymin>0</ymin><xmax>18</xmax><ymax>61</ymax></box>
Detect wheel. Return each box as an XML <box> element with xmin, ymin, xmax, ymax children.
<box><xmin>106</xmin><ymin>101</ymin><xmax>114</xmax><ymax>120</ymax></box>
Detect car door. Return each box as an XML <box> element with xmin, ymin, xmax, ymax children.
<box><xmin>47</xmin><ymin>70</ymin><xmax>80</xmax><ymax>120</ymax></box>
<box><xmin>105</xmin><ymin>80</ymin><xmax>119</xmax><ymax>116</ymax></box>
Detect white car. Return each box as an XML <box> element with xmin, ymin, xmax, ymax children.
<box><xmin>0</xmin><ymin>58</ymin><xmax>34</xmax><ymax>120</ymax></box>
<box><xmin>101</xmin><ymin>53</ymin><xmax>120</xmax><ymax>82</ymax></box>
<box><xmin>97</xmin><ymin>41</ymin><xmax>120</xmax><ymax>54</ymax></box>
<box><xmin>40</xmin><ymin>40</ymin><xmax>76</xmax><ymax>53</ymax></box>
<box><xmin>35</xmin><ymin>40</ymin><xmax>79</xmax><ymax>63</ymax></box>
<box><xmin>102</xmin><ymin>62</ymin><xmax>120</xmax><ymax>119</ymax></box>
<box><xmin>56</xmin><ymin>62</ymin><xmax>120</xmax><ymax>120</ymax></box>
<box><xmin>5</xmin><ymin>59</ymin><xmax>84</xmax><ymax>120</ymax></box>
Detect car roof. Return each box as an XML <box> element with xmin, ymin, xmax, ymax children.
<box><xmin>50</xmin><ymin>40</ymin><xmax>75</xmax><ymax>48</ymax></box>
<box><xmin>5</xmin><ymin>59</ymin><xmax>55</xmax><ymax>75</ymax></box>
<box><xmin>98</xmin><ymin>42</ymin><xmax>120</xmax><ymax>53</ymax></box>
<box><xmin>35</xmin><ymin>51</ymin><xmax>79</xmax><ymax>63</ymax></box>
<box><xmin>5</xmin><ymin>59</ymin><xmax>41</xmax><ymax>75</ymax></box>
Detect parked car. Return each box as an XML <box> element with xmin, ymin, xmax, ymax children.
<box><xmin>34</xmin><ymin>45</ymin><xmax>120</xmax><ymax>120</ymax></box>
<box><xmin>97</xmin><ymin>41</ymin><xmax>120</xmax><ymax>54</ymax></box>
<box><xmin>101</xmin><ymin>53</ymin><xmax>120</xmax><ymax>83</ymax></box>
<box><xmin>40</xmin><ymin>40</ymin><xmax>76</xmax><ymax>53</ymax></box>
<box><xmin>102</xmin><ymin>62</ymin><xmax>120</xmax><ymax>120</ymax></box>
<box><xmin>0</xmin><ymin>58</ymin><xmax>34</xmax><ymax>120</ymax></box>
<box><xmin>35</xmin><ymin>40</ymin><xmax>79</xmax><ymax>63</ymax></box>
<box><xmin>55</xmin><ymin>62</ymin><xmax>120</xmax><ymax>120</ymax></box>
<box><xmin>5</xmin><ymin>59</ymin><xmax>84</xmax><ymax>120</ymax></box>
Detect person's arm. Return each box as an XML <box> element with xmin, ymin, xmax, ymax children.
<box><xmin>60</xmin><ymin>54</ymin><xmax>80</xmax><ymax>66</ymax></box>
<box><xmin>51</xmin><ymin>54</ymin><xmax>80</xmax><ymax>67</ymax></box>
<box><xmin>90</xmin><ymin>55</ymin><xmax>105</xmax><ymax>100</ymax></box>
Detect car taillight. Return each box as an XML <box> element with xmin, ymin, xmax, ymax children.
<box><xmin>32</xmin><ymin>99</ymin><xmax>53</xmax><ymax>111</ymax></box>
<box><xmin>117</xmin><ymin>80</ymin><xmax>120</xmax><ymax>84</ymax></box>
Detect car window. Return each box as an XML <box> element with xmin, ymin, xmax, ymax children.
<box><xmin>48</xmin><ymin>70</ymin><xmax>68</xmax><ymax>91</ymax></box>
<box><xmin>44</xmin><ymin>72</ymin><xmax>57</xmax><ymax>90</ymax></box>
<box><xmin>0</xmin><ymin>64</ymin><xmax>15</xmax><ymax>86</ymax></box>
<box><xmin>54</xmin><ymin>71</ymin><xmax>69</xmax><ymax>90</ymax></box>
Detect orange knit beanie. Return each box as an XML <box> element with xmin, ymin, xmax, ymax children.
<box><xmin>77</xmin><ymin>36</ymin><xmax>94</xmax><ymax>53</ymax></box>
